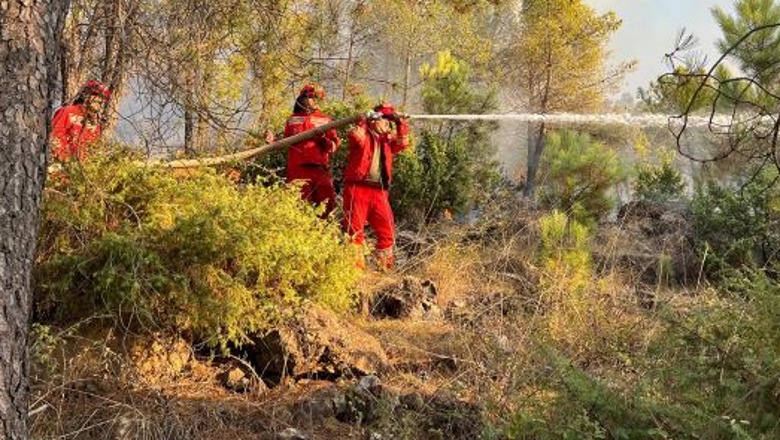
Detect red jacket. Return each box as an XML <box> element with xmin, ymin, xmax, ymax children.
<box><xmin>284</xmin><ymin>110</ymin><xmax>340</xmax><ymax>170</ymax></box>
<box><xmin>344</xmin><ymin>118</ymin><xmax>409</xmax><ymax>188</ymax></box>
<box><xmin>49</xmin><ymin>104</ymin><xmax>101</xmax><ymax>162</ymax></box>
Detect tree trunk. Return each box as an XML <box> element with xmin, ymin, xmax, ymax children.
<box><xmin>0</xmin><ymin>1</ymin><xmax>68</xmax><ymax>439</ymax></box>
<box><xmin>100</xmin><ymin>0</ymin><xmax>127</xmax><ymax>132</ymax></box>
<box><xmin>402</xmin><ymin>48</ymin><xmax>412</xmax><ymax>108</ymax></box>
<box><xmin>184</xmin><ymin>106</ymin><xmax>196</xmax><ymax>156</ymax></box>
<box><xmin>342</xmin><ymin>32</ymin><xmax>355</xmax><ymax>100</ymax></box>
<box><xmin>523</xmin><ymin>121</ymin><xmax>546</xmax><ymax>198</ymax></box>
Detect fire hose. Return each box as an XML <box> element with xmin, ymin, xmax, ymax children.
<box><xmin>141</xmin><ymin>110</ymin><xmax>406</xmax><ymax>169</ymax></box>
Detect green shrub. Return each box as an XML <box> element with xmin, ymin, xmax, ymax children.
<box><xmin>536</xmin><ymin>211</ymin><xmax>649</xmax><ymax>363</ymax></box>
<box><xmin>691</xmin><ymin>169</ymin><xmax>780</xmax><ymax>276</ymax></box>
<box><xmin>633</xmin><ymin>158</ymin><xmax>685</xmax><ymax>203</ymax></box>
<box><xmin>504</xmin><ymin>341</ymin><xmax>743</xmax><ymax>440</ymax></box>
<box><xmin>646</xmin><ymin>270</ymin><xmax>780</xmax><ymax>438</ymax></box>
<box><xmin>505</xmin><ymin>267</ymin><xmax>780</xmax><ymax>440</ymax></box>
<box><xmin>35</xmin><ymin>148</ymin><xmax>361</xmax><ymax>348</ymax></box>
<box><xmin>391</xmin><ymin>51</ymin><xmax>502</xmax><ymax>223</ymax></box>
<box><xmin>539</xmin><ymin>130</ymin><xmax>625</xmax><ymax>224</ymax></box>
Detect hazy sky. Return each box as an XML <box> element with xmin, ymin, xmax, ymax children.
<box><xmin>586</xmin><ymin>0</ymin><xmax>736</xmax><ymax>97</ymax></box>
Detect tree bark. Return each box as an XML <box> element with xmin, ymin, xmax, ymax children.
<box><xmin>101</xmin><ymin>0</ymin><xmax>139</xmax><ymax>132</ymax></box>
<box><xmin>402</xmin><ymin>48</ymin><xmax>412</xmax><ymax>108</ymax></box>
<box><xmin>523</xmin><ymin>121</ymin><xmax>546</xmax><ymax>198</ymax></box>
<box><xmin>342</xmin><ymin>32</ymin><xmax>355</xmax><ymax>100</ymax></box>
<box><xmin>0</xmin><ymin>1</ymin><xmax>68</xmax><ymax>439</ymax></box>
<box><xmin>184</xmin><ymin>106</ymin><xmax>196</xmax><ymax>156</ymax></box>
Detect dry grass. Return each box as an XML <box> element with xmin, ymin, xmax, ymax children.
<box><xmin>28</xmin><ymin>205</ymin><xmax>692</xmax><ymax>439</ymax></box>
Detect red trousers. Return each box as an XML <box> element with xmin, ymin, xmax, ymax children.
<box><xmin>287</xmin><ymin>166</ymin><xmax>336</xmax><ymax>218</ymax></box>
<box><xmin>342</xmin><ymin>182</ymin><xmax>395</xmax><ymax>251</ymax></box>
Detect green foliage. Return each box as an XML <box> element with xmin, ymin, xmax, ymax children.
<box><xmin>354</xmin><ymin>0</ymin><xmax>496</xmax><ymax>99</ymax></box>
<box><xmin>29</xmin><ymin>323</ymin><xmax>59</xmax><ymax>378</ymax></box>
<box><xmin>691</xmin><ymin>169</ymin><xmax>780</xmax><ymax>276</ymax></box>
<box><xmin>539</xmin><ymin>130</ymin><xmax>626</xmax><ymax>224</ymax></box>
<box><xmin>507</xmin><ymin>0</ymin><xmax>630</xmax><ymax>197</ymax></box>
<box><xmin>35</xmin><ymin>148</ymin><xmax>361</xmax><ymax>348</ymax></box>
<box><xmin>504</xmin><ymin>262</ymin><xmax>780</xmax><ymax>439</ymax></box>
<box><xmin>539</xmin><ymin>210</ymin><xmax>591</xmax><ymax>275</ymax></box>
<box><xmin>536</xmin><ymin>211</ymin><xmax>649</xmax><ymax>363</ymax></box>
<box><xmin>712</xmin><ymin>0</ymin><xmax>780</xmax><ymax>89</ymax></box>
<box><xmin>391</xmin><ymin>51</ymin><xmax>501</xmax><ymax>223</ymax></box>
<box><xmin>505</xmin><ymin>343</ymin><xmax>733</xmax><ymax>440</ymax></box>
<box><xmin>633</xmin><ymin>157</ymin><xmax>686</xmax><ymax>203</ymax></box>
<box><xmin>509</xmin><ymin>0</ymin><xmax>628</xmax><ymax>114</ymax></box>
<box><xmin>638</xmin><ymin>66</ymin><xmax>718</xmax><ymax>114</ymax></box>
<box><xmin>647</xmin><ymin>270</ymin><xmax>780</xmax><ymax>438</ymax></box>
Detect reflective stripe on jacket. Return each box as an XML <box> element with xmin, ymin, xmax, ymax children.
<box><xmin>284</xmin><ymin>110</ymin><xmax>340</xmax><ymax>170</ymax></box>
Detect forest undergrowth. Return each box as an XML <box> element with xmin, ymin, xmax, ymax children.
<box><xmin>27</xmin><ymin>149</ymin><xmax>780</xmax><ymax>440</ymax></box>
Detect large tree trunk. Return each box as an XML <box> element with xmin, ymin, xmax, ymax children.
<box><xmin>0</xmin><ymin>1</ymin><xmax>68</xmax><ymax>439</ymax></box>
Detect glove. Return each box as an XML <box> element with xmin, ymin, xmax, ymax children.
<box><xmin>365</xmin><ymin>110</ymin><xmax>383</xmax><ymax>121</ymax></box>
<box><xmin>318</xmin><ymin>137</ymin><xmax>333</xmax><ymax>152</ymax></box>
<box><xmin>396</xmin><ymin>117</ymin><xmax>409</xmax><ymax>136</ymax></box>
<box><xmin>391</xmin><ymin>112</ymin><xmax>409</xmax><ymax>122</ymax></box>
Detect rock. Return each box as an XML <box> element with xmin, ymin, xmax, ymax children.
<box><xmin>274</xmin><ymin>427</ymin><xmax>309</xmax><ymax>440</ymax></box>
<box><xmin>218</xmin><ymin>366</ymin><xmax>247</xmax><ymax>389</ymax></box>
<box><xmin>292</xmin><ymin>383</ymin><xmax>344</xmax><ymax>424</ymax></box>
<box><xmin>250</xmin><ymin>305</ymin><xmax>389</xmax><ymax>382</ymax></box>
<box><xmin>127</xmin><ymin>333</ymin><xmax>191</xmax><ymax>386</ymax></box>
<box><xmin>420</xmin><ymin>394</ymin><xmax>485</xmax><ymax>439</ymax></box>
<box><xmin>400</xmin><ymin>392</ymin><xmax>426</xmax><ymax>412</ymax></box>
<box><xmin>293</xmin><ymin>397</ymin><xmax>336</xmax><ymax>424</ymax></box>
<box><xmin>217</xmin><ymin>364</ymin><xmax>268</xmax><ymax>394</ymax></box>
<box><xmin>340</xmin><ymin>378</ymin><xmax>398</xmax><ymax>424</ymax></box>
<box><xmin>356</xmin><ymin>375</ymin><xmax>382</xmax><ymax>394</ymax></box>
<box><xmin>369</xmin><ymin>276</ymin><xmax>441</xmax><ymax>319</ymax></box>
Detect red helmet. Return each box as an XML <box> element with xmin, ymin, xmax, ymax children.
<box><xmin>299</xmin><ymin>83</ymin><xmax>325</xmax><ymax>100</ymax></box>
<box><xmin>81</xmin><ymin>80</ymin><xmax>111</xmax><ymax>99</ymax></box>
<box><xmin>374</xmin><ymin>101</ymin><xmax>395</xmax><ymax>117</ymax></box>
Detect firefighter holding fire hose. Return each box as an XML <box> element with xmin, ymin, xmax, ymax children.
<box><xmin>342</xmin><ymin>101</ymin><xmax>410</xmax><ymax>270</ymax></box>
<box><xmin>284</xmin><ymin>83</ymin><xmax>341</xmax><ymax>218</ymax></box>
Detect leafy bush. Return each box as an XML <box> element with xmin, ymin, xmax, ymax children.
<box><xmin>691</xmin><ymin>169</ymin><xmax>780</xmax><ymax>277</ymax></box>
<box><xmin>35</xmin><ymin>148</ymin><xmax>361</xmax><ymax>348</ymax></box>
<box><xmin>536</xmin><ymin>211</ymin><xmax>646</xmax><ymax>362</ymax></box>
<box><xmin>645</xmin><ymin>270</ymin><xmax>780</xmax><ymax>438</ymax></box>
<box><xmin>391</xmin><ymin>51</ymin><xmax>502</xmax><ymax>224</ymax></box>
<box><xmin>505</xmin><ymin>264</ymin><xmax>780</xmax><ymax>439</ymax></box>
<box><xmin>539</xmin><ymin>130</ymin><xmax>625</xmax><ymax>224</ymax></box>
<box><xmin>505</xmin><ymin>344</ymin><xmax>732</xmax><ymax>440</ymax></box>
<box><xmin>633</xmin><ymin>157</ymin><xmax>685</xmax><ymax>203</ymax></box>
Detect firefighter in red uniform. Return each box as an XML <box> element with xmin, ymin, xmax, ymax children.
<box><xmin>49</xmin><ymin>80</ymin><xmax>110</xmax><ymax>162</ymax></box>
<box><xmin>342</xmin><ymin>102</ymin><xmax>410</xmax><ymax>269</ymax></box>
<box><xmin>284</xmin><ymin>84</ymin><xmax>341</xmax><ymax>218</ymax></box>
